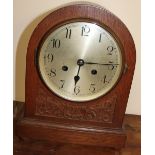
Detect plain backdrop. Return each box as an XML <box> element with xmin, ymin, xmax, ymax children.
<box><xmin>13</xmin><ymin>0</ymin><xmax>141</xmax><ymax>115</ymax></box>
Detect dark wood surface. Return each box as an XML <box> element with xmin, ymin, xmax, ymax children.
<box><xmin>14</xmin><ymin>101</ymin><xmax>141</xmax><ymax>155</ymax></box>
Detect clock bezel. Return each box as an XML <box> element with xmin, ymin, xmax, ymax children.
<box><xmin>36</xmin><ymin>19</ymin><xmax>125</xmax><ymax>102</ymax></box>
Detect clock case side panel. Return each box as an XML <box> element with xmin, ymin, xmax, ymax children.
<box><xmin>24</xmin><ymin>4</ymin><xmax>136</xmax><ymax>129</ymax></box>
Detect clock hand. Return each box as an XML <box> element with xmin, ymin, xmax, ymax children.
<box><xmin>74</xmin><ymin>59</ymin><xmax>84</xmax><ymax>86</ymax></box>
<box><xmin>84</xmin><ymin>62</ymin><xmax>119</xmax><ymax>65</ymax></box>
<box><xmin>74</xmin><ymin>65</ymin><xmax>81</xmax><ymax>86</ymax></box>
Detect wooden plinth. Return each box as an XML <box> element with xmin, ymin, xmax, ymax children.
<box><xmin>16</xmin><ymin>117</ymin><xmax>126</xmax><ymax>149</ymax></box>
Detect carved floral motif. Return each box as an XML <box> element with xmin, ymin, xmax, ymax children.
<box><xmin>35</xmin><ymin>88</ymin><xmax>116</xmax><ymax>123</ymax></box>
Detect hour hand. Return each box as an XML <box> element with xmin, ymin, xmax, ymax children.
<box><xmin>74</xmin><ymin>60</ymin><xmax>83</xmax><ymax>86</ymax></box>
<box><xmin>74</xmin><ymin>75</ymin><xmax>80</xmax><ymax>86</ymax></box>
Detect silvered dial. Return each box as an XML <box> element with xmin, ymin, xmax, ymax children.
<box><xmin>38</xmin><ymin>22</ymin><xmax>122</xmax><ymax>102</ymax></box>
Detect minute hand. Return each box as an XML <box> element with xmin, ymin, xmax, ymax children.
<box><xmin>84</xmin><ymin>62</ymin><xmax>119</xmax><ymax>65</ymax></box>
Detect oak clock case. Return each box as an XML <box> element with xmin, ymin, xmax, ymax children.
<box><xmin>16</xmin><ymin>3</ymin><xmax>136</xmax><ymax>149</ymax></box>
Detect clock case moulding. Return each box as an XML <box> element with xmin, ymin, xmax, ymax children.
<box><xmin>16</xmin><ymin>3</ymin><xmax>136</xmax><ymax>149</ymax></box>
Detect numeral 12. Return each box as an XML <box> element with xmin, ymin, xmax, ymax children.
<box><xmin>81</xmin><ymin>25</ymin><xmax>90</xmax><ymax>36</ymax></box>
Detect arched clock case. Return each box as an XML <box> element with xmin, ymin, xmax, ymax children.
<box><xmin>16</xmin><ymin>3</ymin><xmax>136</xmax><ymax>149</ymax></box>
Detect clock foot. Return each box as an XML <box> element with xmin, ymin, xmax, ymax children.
<box><xmin>16</xmin><ymin>117</ymin><xmax>126</xmax><ymax>149</ymax></box>
<box><xmin>14</xmin><ymin>135</ymin><xmax>121</xmax><ymax>155</ymax></box>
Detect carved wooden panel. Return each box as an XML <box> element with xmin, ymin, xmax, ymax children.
<box><xmin>35</xmin><ymin>87</ymin><xmax>116</xmax><ymax>123</ymax></box>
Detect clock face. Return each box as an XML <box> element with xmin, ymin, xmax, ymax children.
<box><xmin>38</xmin><ymin>22</ymin><xmax>122</xmax><ymax>102</ymax></box>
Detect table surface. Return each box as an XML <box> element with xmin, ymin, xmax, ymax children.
<box><xmin>13</xmin><ymin>101</ymin><xmax>141</xmax><ymax>155</ymax></box>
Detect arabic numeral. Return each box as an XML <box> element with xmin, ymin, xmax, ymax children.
<box><xmin>103</xmin><ymin>75</ymin><xmax>107</xmax><ymax>83</ymax></box>
<box><xmin>81</xmin><ymin>25</ymin><xmax>90</xmax><ymax>36</ymax></box>
<box><xmin>89</xmin><ymin>84</ymin><xmax>96</xmax><ymax>93</ymax></box>
<box><xmin>51</xmin><ymin>39</ymin><xmax>60</xmax><ymax>48</ymax></box>
<box><xmin>108</xmin><ymin>64</ymin><xmax>115</xmax><ymax>70</ymax></box>
<box><xmin>66</xmin><ymin>28</ymin><xmax>72</xmax><ymax>39</ymax></box>
<box><xmin>74</xmin><ymin>86</ymin><xmax>80</xmax><ymax>95</ymax></box>
<box><xmin>59</xmin><ymin>80</ymin><xmax>65</xmax><ymax>89</ymax></box>
<box><xmin>101</xmin><ymin>75</ymin><xmax>109</xmax><ymax>84</ymax></box>
<box><xmin>46</xmin><ymin>53</ymin><xmax>53</xmax><ymax>63</ymax></box>
<box><xmin>107</xmin><ymin>46</ymin><xmax>116</xmax><ymax>55</ymax></box>
<box><xmin>99</xmin><ymin>33</ymin><xmax>105</xmax><ymax>42</ymax></box>
<box><xmin>48</xmin><ymin>68</ymin><xmax>56</xmax><ymax>77</ymax></box>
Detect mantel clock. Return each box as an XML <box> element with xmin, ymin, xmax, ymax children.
<box><xmin>16</xmin><ymin>3</ymin><xmax>136</xmax><ymax>150</ymax></box>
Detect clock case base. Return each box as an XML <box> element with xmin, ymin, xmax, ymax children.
<box><xmin>16</xmin><ymin>117</ymin><xmax>126</xmax><ymax>149</ymax></box>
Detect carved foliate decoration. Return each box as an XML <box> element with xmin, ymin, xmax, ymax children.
<box><xmin>35</xmin><ymin>88</ymin><xmax>116</xmax><ymax>123</ymax></box>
